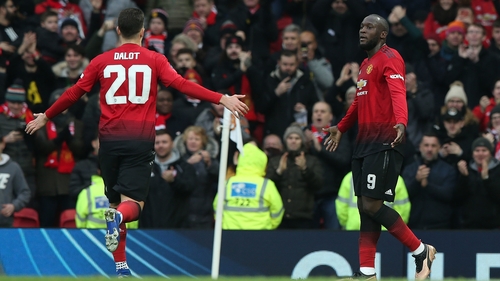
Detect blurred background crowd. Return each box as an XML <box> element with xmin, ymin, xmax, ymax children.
<box><xmin>0</xmin><ymin>0</ymin><xmax>499</xmax><ymax>231</ymax></box>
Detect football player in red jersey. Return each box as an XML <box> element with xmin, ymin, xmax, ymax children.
<box><xmin>26</xmin><ymin>8</ymin><xmax>248</xmax><ymax>278</ymax></box>
<box><xmin>323</xmin><ymin>14</ymin><xmax>436</xmax><ymax>280</ymax></box>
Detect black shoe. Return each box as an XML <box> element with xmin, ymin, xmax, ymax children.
<box><xmin>413</xmin><ymin>244</ymin><xmax>437</xmax><ymax>280</ymax></box>
<box><xmin>338</xmin><ymin>271</ymin><xmax>377</xmax><ymax>280</ymax></box>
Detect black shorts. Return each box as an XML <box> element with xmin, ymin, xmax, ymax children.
<box><xmin>99</xmin><ymin>140</ymin><xmax>155</xmax><ymax>203</ymax></box>
<box><xmin>351</xmin><ymin>150</ymin><xmax>403</xmax><ymax>202</ymax></box>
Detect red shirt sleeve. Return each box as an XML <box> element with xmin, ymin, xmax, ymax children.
<box><xmin>384</xmin><ymin>57</ymin><xmax>408</xmax><ymax>127</ymax></box>
<box><xmin>76</xmin><ymin>60</ymin><xmax>99</xmax><ymax>93</ymax></box>
<box><xmin>155</xmin><ymin>54</ymin><xmax>222</xmax><ymax>104</ymax></box>
<box><xmin>45</xmin><ymin>85</ymin><xmax>87</xmax><ymax>119</ymax></box>
<box><xmin>337</xmin><ymin>96</ymin><xmax>358</xmax><ymax>133</ymax></box>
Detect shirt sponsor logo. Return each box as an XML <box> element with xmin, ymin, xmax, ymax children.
<box><xmin>231</xmin><ymin>182</ymin><xmax>257</xmax><ymax>198</ymax></box>
<box><xmin>389</xmin><ymin>74</ymin><xmax>404</xmax><ymax>81</ymax></box>
<box><xmin>356</xmin><ymin>79</ymin><xmax>367</xmax><ymax>90</ymax></box>
<box><xmin>366</xmin><ymin>64</ymin><xmax>373</xmax><ymax>74</ymax></box>
<box><xmin>357</xmin><ymin>91</ymin><xmax>368</xmax><ymax>96</ymax></box>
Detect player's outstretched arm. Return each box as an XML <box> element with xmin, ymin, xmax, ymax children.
<box><xmin>219</xmin><ymin>94</ymin><xmax>249</xmax><ymax>118</ymax></box>
<box><xmin>25</xmin><ymin>113</ymin><xmax>49</xmax><ymax>135</ymax></box>
<box><xmin>322</xmin><ymin>126</ymin><xmax>343</xmax><ymax>152</ymax></box>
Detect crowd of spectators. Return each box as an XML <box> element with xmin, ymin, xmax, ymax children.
<box><xmin>0</xmin><ymin>0</ymin><xmax>500</xmax><ymax>230</ymax></box>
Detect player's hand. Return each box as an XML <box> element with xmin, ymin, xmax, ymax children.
<box><xmin>1</xmin><ymin>203</ymin><xmax>14</xmax><ymax>217</ymax></box>
<box><xmin>25</xmin><ymin>113</ymin><xmax>49</xmax><ymax>135</ymax></box>
<box><xmin>391</xmin><ymin>123</ymin><xmax>405</xmax><ymax>148</ymax></box>
<box><xmin>457</xmin><ymin>160</ymin><xmax>469</xmax><ymax>176</ymax></box>
<box><xmin>219</xmin><ymin>94</ymin><xmax>249</xmax><ymax>118</ymax></box>
<box><xmin>322</xmin><ymin>126</ymin><xmax>342</xmax><ymax>152</ymax></box>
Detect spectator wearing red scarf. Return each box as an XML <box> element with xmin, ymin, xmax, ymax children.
<box><xmin>143</xmin><ymin>9</ymin><xmax>169</xmax><ymax>55</ymax></box>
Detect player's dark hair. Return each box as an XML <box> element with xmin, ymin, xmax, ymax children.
<box><xmin>40</xmin><ymin>10</ymin><xmax>58</xmax><ymax>23</ymax></box>
<box><xmin>279</xmin><ymin>49</ymin><xmax>298</xmax><ymax>61</ymax></box>
<box><xmin>176</xmin><ymin>48</ymin><xmax>195</xmax><ymax>58</ymax></box>
<box><xmin>117</xmin><ymin>8</ymin><xmax>145</xmax><ymax>39</ymax></box>
<box><xmin>65</xmin><ymin>44</ymin><xmax>85</xmax><ymax>57</ymax></box>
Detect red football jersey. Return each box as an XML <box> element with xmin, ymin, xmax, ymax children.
<box><xmin>337</xmin><ymin>45</ymin><xmax>408</xmax><ymax>158</ymax></box>
<box><xmin>47</xmin><ymin>43</ymin><xmax>222</xmax><ymax>142</ymax></box>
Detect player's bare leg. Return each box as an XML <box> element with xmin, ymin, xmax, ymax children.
<box><xmin>106</xmin><ymin>196</ymin><xmax>144</xmax><ymax>278</ymax></box>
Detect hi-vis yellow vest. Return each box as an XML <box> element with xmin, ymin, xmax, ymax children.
<box><xmin>76</xmin><ymin>175</ymin><xmax>138</xmax><ymax>229</ymax></box>
<box><xmin>336</xmin><ymin>172</ymin><xmax>411</xmax><ymax>230</ymax></box>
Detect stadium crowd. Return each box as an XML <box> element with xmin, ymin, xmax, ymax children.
<box><xmin>0</xmin><ymin>0</ymin><xmax>499</xmax><ymax>230</ymax></box>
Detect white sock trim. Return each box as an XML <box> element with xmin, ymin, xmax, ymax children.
<box><xmin>116</xmin><ymin>261</ymin><xmax>129</xmax><ymax>270</ymax></box>
<box><xmin>412</xmin><ymin>243</ymin><xmax>425</xmax><ymax>256</ymax></box>
<box><xmin>360</xmin><ymin>267</ymin><xmax>376</xmax><ymax>275</ymax></box>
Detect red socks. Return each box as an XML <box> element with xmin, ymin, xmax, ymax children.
<box><xmin>117</xmin><ymin>201</ymin><xmax>141</xmax><ymax>223</ymax></box>
<box><xmin>387</xmin><ymin>217</ymin><xmax>421</xmax><ymax>252</ymax></box>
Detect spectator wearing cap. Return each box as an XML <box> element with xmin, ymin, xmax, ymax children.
<box><xmin>60</xmin><ymin>18</ymin><xmax>83</xmax><ymax>46</ymax></box>
<box><xmin>183</xmin><ymin>19</ymin><xmax>209</xmax><ymax>64</ymax></box>
<box><xmin>445</xmin><ymin>23</ymin><xmax>500</xmax><ymax>108</ymax></box>
<box><xmin>211</xmin><ymin>34</ymin><xmax>265</xmax><ymax>142</ymax></box>
<box><xmin>192</xmin><ymin>0</ymin><xmax>225</xmax><ymax>48</ymax></box>
<box><xmin>406</xmin><ymin>63</ymin><xmax>435</xmax><ymax>149</ymax></box>
<box><xmin>0</xmin><ymin>80</ymin><xmax>36</xmax><ymax>198</ymax></box>
<box><xmin>473</xmin><ymin>78</ymin><xmax>500</xmax><ymax>133</ymax></box>
<box><xmin>266</xmin><ymin>124</ymin><xmax>323</xmax><ymax>229</ymax></box>
<box><xmin>203</xmin><ymin>20</ymin><xmax>238</xmax><ymax>75</ymax></box>
<box><xmin>435</xmin><ymin>107</ymin><xmax>476</xmax><ymax>168</ymax></box>
<box><xmin>456</xmin><ymin>137</ymin><xmax>500</xmax><ymax>229</ymax></box>
<box><xmin>440</xmin><ymin>21</ymin><xmax>465</xmax><ymax>62</ymax></box>
<box><xmin>227</xmin><ymin>0</ymin><xmax>278</xmax><ymax>63</ymax></box>
<box><xmin>143</xmin><ymin>9</ymin><xmax>170</xmax><ymax>55</ymax></box>
<box><xmin>438</xmin><ymin>81</ymin><xmax>479</xmax><ymax>134</ymax></box>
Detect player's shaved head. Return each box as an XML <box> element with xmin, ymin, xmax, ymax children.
<box><xmin>117</xmin><ymin>8</ymin><xmax>144</xmax><ymax>39</ymax></box>
<box><xmin>366</xmin><ymin>14</ymin><xmax>389</xmax><ymax>33</ymax></box>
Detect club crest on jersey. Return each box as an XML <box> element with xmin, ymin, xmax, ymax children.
<box><xmin>357</xmin><ymin>79</ymin><xmax>367</xmax><ymax>90</ymax></box>
<box><xmin>366</xmin><ymin>64</ymin><xmax>373</xmax><ymax>74</ymax></box>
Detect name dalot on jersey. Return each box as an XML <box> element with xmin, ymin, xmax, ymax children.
<box><xmin>114</xmin><ymin>52</ymin><xmax>140</xmax><ymax>60</ymax></box>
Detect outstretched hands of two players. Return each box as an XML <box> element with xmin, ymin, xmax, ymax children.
<box><xmin>322</xmin><ymin>123</ymin><xmax>405</xmax><ymax>152</ymax></box>
<box><xmin>219</xmin><ymin>94</ymin><xmax>249</xmax><ymax>118</ymax></box>
<box><xmin>25</xmin><ymin>113</ymin><xmax>49</xmax><ymax>135</ymax></box>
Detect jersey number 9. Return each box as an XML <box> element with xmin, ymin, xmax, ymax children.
<box><xmin>104</xmin><ymin>64</ymin><xmax>152</xmax><ymax>105</ymax></box>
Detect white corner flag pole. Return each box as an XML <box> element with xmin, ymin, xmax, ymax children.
<box><xmin>211</xmin><ymin>107</ymin><xmax>232</xmax><ymax>279</ymax></box>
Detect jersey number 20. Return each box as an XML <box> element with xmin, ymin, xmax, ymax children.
<box><xmin>104</xmin><ymin>65</ymin><xmax>152</xmax><ymax>105</ymax></box>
